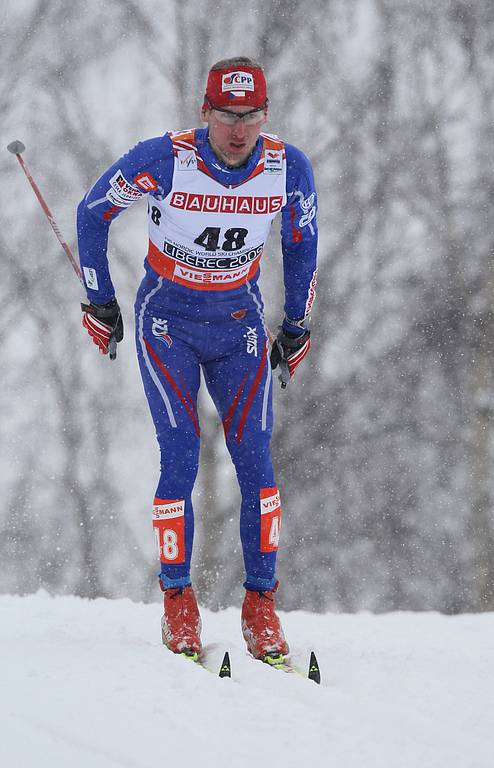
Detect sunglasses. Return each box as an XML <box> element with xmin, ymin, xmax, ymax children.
<box><xmin>210</xmin><ymin>106</ymin><xmax>266</xmax><ymax>126</ymax></box>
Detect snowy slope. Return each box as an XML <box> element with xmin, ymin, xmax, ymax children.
<box><xmin>1</xmin><ymin>592</ymin><xmax>493</xmax><ymax>768</ymax></box>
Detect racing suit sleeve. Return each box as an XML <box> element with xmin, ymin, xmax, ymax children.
<box><xmin>77</xmin><ymin>134</ymin><xmax>174</xmax><ymax>304</ymax></box>
<box><xmin>280</xmin><ymin>144</ymin><xmax>318</xmax><ymax>322</ymax></box>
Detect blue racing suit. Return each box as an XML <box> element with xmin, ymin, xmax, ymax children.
<box><xmin>77</xmin><ymin>127</ymin><xmax>317</xmax><ymax>591</ymax></box>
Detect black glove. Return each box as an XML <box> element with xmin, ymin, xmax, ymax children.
<box><xmin>81</xmin><ymin>298</ymin><xmax>124</xmax><ymax>360</ymax></box>
<box><xmin>270</xmin><ymin>320</ymin><xmax>311</xmax><ymax>389</ymax></box>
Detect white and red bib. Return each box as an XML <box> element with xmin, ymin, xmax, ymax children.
<box><xmin>146</xmin><ymin>130</ymin><xmax>286</xmax><ymax>291</ymax></box>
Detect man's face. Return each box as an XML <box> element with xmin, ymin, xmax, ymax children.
<box><xmin>201</xmin><ymin>105</ymin><xmax>267</xmax><ymax>167</ymax></box>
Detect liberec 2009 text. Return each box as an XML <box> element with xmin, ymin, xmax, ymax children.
<box><xmin>163</xmin><ymin>240</ymin><xmax>263</xmax><ymax>270</ymax></box>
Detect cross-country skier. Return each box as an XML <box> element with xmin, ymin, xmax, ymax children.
<box><xmin>77</xmin><ymin>56</ymin><xmax>318</xmax><ymax>663</ymax></box>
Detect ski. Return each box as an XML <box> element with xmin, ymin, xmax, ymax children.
<box><xmin>261</xmin><ymin>650</ymin><xmax>321</xmax><ymax>684</ymax></box>
<box><xmin>175</xmin><ymin>647</ymin><xmax>320</xmax><ymax>683</ymax></box>
<box><xmin>178</xmin><ymin>648</ymin><xmax>231</xmax><ymax>678</ymax></box>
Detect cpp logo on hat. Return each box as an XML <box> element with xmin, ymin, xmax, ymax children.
<box><xmin>222</xmin><ymin>71</ymin><xmax>255</xmax><ymax>92</ymax></box>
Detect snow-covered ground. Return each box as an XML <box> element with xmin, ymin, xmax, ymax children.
<box><xmin>2</xmin><ymin>592</ymin><xmax>493</xmax><ymax>768</ymax></box>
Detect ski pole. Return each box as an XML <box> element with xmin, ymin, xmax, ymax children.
<box><xmin>279</xmin><ymin>357</ymin><xmax>291</xmax><ymax>389</ymax></box>
<box><xmin>7</xmin><ymin>140</ymin><xmax>118</xmax><ymax>359</ymax></box>
<box><xmin>7</xmin><ymin>140</ymin><xmax>84</xmax><ymax>285</ymax></box>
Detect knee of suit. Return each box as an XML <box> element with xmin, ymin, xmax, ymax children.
<box><xmin>226</xmin><ymin>437</ymin><xmax>274</xmax><ymax>489</ymax></box>
<box><xmin>225</xmin><ymin>424</ymin><xmax>272</xmax><ymax>457</ymax></box>
<box><xmin>225</xmin><ymin>421</ymin><xmax>271</xmax><ymax>449</ymax></box>
<box><xmin>157</xmin><ymin>433</ymin><xmax>200</xmax><ymax>491</ymax></box>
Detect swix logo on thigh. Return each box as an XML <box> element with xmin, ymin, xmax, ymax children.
<box><xmin>152</xmin><ymin>317</ymin><xmax>173</xmax><ymax>347</ymax></box>
<box><xmin>260</xmin><ymin>487</ymin><xmax>281</xmax><ymax>553</ymax></box>
<box><xmin>246</xmin><ymin>326</ymin><xmax>258</xmax><ymax>356</ymax></box>
<box><xmin>153</xmin><ymin>498</ymin><xmax>185</xmax><ymax>564</ymax></box>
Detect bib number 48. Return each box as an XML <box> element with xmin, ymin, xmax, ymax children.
<box><xmin>194</xmin><ymin>227</ymin><xmax>248</xmax><ymax>252</ymax></box>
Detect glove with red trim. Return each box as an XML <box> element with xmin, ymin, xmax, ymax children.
<box><xmin>81</xmin><ymin>298</ymin><xmax>123</xmax><ymax>360</ymax></box>
<box><xmin>270</xmin><ymin>317</ymin><xmax>311</xmax><ymax>389</ymax></box>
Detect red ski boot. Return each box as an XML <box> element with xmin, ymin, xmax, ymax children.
<box><xmin>241</xmin><ymin>582</ymin><xmax>289</xmax><ymax>662</ymax></box>
<box><xmin>161</xmin><ymin>585</ymin><xmax>202</xmax><ymax>658</ymax></box>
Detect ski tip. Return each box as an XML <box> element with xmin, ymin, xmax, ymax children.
<box><xmin>219</xmin><ymin>651</ymin><xmax>231</xmax><ymax>678</ymax></box>
<box><xmin>7</xmin><ymin>140</ymin><xmax>25</xmax><ymax>155</ymax></box>
<box><xmin>308</xmin><ymin>651</ymin><xmax>321</xmax><ymax>684</ymax></box>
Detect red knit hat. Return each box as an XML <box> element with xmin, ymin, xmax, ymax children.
<box><xmin>203</xmin><ymin>65</ymin><xmax>268</xmax><ymax>110</ymax></box>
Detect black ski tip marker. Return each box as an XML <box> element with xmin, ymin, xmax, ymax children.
<box><xmin>7</xmin><ymin>140</ymin><xmax>26</xmax><ymax>155</ymax></box>
<box><xmin>308</xmin><ymin>651</ymin><xmax>321</xmax><ymax>684</ymax></box>
<box><xmin>219</xmin><ymin>651</ymin><xmax>231</xmax><ymax>678</ymax></box>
